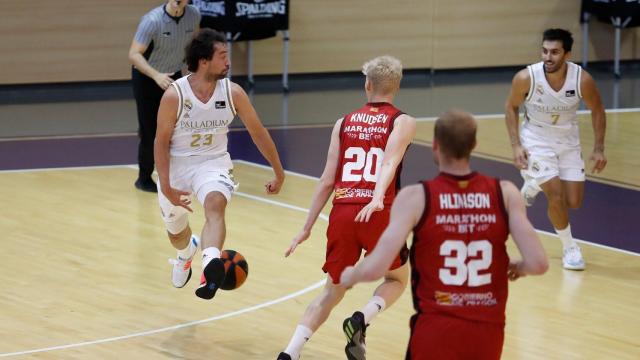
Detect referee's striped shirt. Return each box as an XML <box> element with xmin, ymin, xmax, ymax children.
<box><xmin>134</xmin><ymin>5</ymin><xmax>201</xmax><ymax>74</ymax></box>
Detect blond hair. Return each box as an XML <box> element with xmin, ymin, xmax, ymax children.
<box><xmin>361</xmin><ymin>55</ymin><xmax>403</xmax><ymax>94</ymax></box>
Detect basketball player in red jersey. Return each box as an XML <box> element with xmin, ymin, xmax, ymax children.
<box><xmin>277</xmin><ymin>56</ymin><xmax>416</xmax><ymax>360</ymax></box>
<box><xmin>341</xmin><ymin>110</ymin><xmax>549</xmax><ymax>360</ymax></box>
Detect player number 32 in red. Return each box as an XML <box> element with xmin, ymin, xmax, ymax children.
<box><xmin>439</xmin><ymin>240</ymin><xmax>493</xmax><ymax>287</ymax></box>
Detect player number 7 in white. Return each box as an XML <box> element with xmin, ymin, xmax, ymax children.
<box><xmin>439</xmin><ymin>240</ymin><xmax>492</xmax><ymax>287</ymax></box>
<box><xmin>342</xmin><ymin>147</ymin><xmax>384</xmax><ymax>182</ymax></box>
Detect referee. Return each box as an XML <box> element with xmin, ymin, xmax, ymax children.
<box><xmin>128</xmin><ymin>0</ymin><xmax>200</xmax><ymax>192</ymax></box>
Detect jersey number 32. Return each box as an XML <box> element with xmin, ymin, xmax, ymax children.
<box><xmin>439</xmin><ymin>240</ymin><xmax>493</xmax><ymax>287</ymax></box>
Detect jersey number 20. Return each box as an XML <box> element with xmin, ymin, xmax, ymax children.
<box><xmin>342</xmin><ymin>147</ymin><xmax>384</xmax><ymax>182</ymax></box>
<box><xmin>439</xmin><ymin>240</ymin><xmax>492</xmax><ymax>287</ymax></box>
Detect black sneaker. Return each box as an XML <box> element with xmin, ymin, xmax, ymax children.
<box><xmin>195</xmin><ymin>258</ymin><xmax>226</xmax><ymax>300</ymax></box>
<box><xmin>134</xmin><ymin>178</ymin><xmax>158</xmax><ymax>193</ymax></box>
<box><xmin>343</xmin><ymin>311</ymin><xmax>367</xmax><ymax>360</ymax></box>
<box><xmin>277</xmin><ymin>352</ymin><xmax>292</xmax><ymax>360</ymax></box>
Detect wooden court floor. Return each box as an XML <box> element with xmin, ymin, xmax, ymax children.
<box><xmin>1</xmin><ymin>110</ymin><xmax>639</xmax><ymax>359</ymax></box>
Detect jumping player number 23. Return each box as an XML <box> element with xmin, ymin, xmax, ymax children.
<box><xmin>439</xmin><ymin>240</ymin><xmax>493</xmax><ymax>287</ymax></box>
<box><xmin>341</xmin><ymin>147</ymin><xmax>385</xmax><ymax>182</ymax></box>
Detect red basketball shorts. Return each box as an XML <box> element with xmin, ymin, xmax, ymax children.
<box><xmin>323</xmin><ymin>204</ymin><xmax>408</xmax><ymax>284</ymax></box>
<box><xmin>406</xmin><ymin>313</ymin><xmax>504</xmax><ymax>360</ymax></box>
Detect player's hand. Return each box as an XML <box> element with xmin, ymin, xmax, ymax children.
<box><xmin>161</xmin><ymin>186</ymin><xmax>193</xmax><ymax>212</ymax></box>
<box><xmin>355</xmin><ymin>198</ymin><xmax>384</xmax><ymax>222</ymax></box>
<box><xmin>507</xmin><ymin>260</ymin><xmax>525</xmax><ymax>281</ymax></box>
<box><xmin>589</xmin><ymin>149</ymin><xmax>607</xmax><ymax>174</ymax></box>
<box><xmin>339</xmin><ymin>266</ymin><xmax>356</xmax><ymax>289</ymax></box>
<box><xmin>265</xmin><ymin>176</ymin><xmax>284</xmax><ymax>195</ymax></box>
<box><xmin>511</xmin><ymin>145</ymin><xmax>528</xmax><ymax>170</ymax></box>
<box><xmin>285</xmin><ymin>228</ymin><xmax>310</xmax><ymax>257</ymax></box>
<box><xmin>154</xmin><ymin>73</ymin><xmax>175</xmax><ymax>90</ymax></box>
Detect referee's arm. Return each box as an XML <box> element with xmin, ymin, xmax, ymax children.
<box><xmin>128</xmin><ymin>40</ymin><xmax>174</xmax><ymax>90</ymax></box>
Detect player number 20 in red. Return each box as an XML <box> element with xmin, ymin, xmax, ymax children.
<box><xmin>342</xmin><ymin>147</ymin><xmax>384</xmax><ymax>182</ymax></box>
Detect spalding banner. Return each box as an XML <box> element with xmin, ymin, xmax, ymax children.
<box><xmin>193</xmin><ymin>0</ymin><xmax>289</xmax><ymax>41</ymax></box>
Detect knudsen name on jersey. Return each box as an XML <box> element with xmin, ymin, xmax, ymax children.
<box><xmin>439</xmin><ymin>193</ymin><xmax>491</xmax><ymax>209</ymax></box>
<box><xmin>350</xmin><ymin>112</ymin><xmax>389</xmax><ymax>125</ymax></box>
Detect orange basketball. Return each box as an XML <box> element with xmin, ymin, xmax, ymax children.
<box><xmin>220</xmin><ymin>250</ymin><xmax>249</xmax><ymax>290</ymax></box>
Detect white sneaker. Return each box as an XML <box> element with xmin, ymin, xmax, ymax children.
<box><xmin>520</xmin><ymin>179</ymin><xmax>541</xmax><ymax>207</ymax></box>
<box><xmin>169</xmin><ymin>235</ymin><xmax>199</xmax><ymax>288</ymax></box>
<box><xmin>562</xmin><ymin>245</ymin><xmax>586</xmax><ymax>270</ymax></box>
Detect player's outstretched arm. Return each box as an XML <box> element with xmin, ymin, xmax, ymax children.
<box><xmin>355</xmin><ymin>114</ymin><xmax>416</xmax><ymax>223</ymax></box>
<box><xmin>231</xmin><ymin>82</ymin><xmax>286</xmax><ymax>194</ymax></box>
<box><xmin>504</xmin><ymin>69</ymin><xmax>530</xmax><ymax>171</ymax></box>
<box><xmin>285</xmin><ymin>119</ymin><xmax>342</xmax><ymax>257</ymax></box>
<box><xmin>580</xmin><ymin>70</ymin><xmax>607</xmax><ymax>174</ymax></box>
<box><xmin>501</xmin><ymin>180</ymin><xmax>548</xmax><ymax>280</ymax></box>
<box><xmin>155</xmin><ymin>87</ymin><xmax>193</xmax><ymax>212</ymax></box>
<box><xmin>341</xmin><ymin>184</ymin><xmax>424</xmax><ymax>287</ymax></box>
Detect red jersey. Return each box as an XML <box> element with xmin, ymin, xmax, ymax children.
<box><xmin>333</xmin><ymin>102</ymin><xmax>405</xmax><ymax>205</ymax></box>
<box><xmin>411</xmin><ymin>172</ymin><xmax>510</xmax><ymax>324</ymax></box>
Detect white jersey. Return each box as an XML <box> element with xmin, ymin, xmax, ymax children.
<box><xmin>169</xmin><ymin>75</ymin><xmax>236</xmax><ymax>161</ymax></box>
<box><xmin>522</xmin><ymin>61</ymin><xmax>583</xmax><ymax>144</ymax></box>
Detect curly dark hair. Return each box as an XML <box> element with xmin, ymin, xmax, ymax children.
<box><xmin>542</xmin><ymin>28</ymin><xmax>573</xmax><ymax>52</ymax></box>
<box><xmin>185</xmin><ymin>29</ymin><xmax>226</xmax><ymax>72</ymax></box>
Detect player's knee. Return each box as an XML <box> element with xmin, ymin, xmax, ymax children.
<box><xmin>546</xmin><ymin>191</ymin><xmax>564</xmax><ymax>207</ymax></box>
<box><xmin>566</xmin><ymin>197</ymin><xmax>583</xmax><ymax>209</ymax></box>
<box><xmin>385</xmin><ymin>263</ymin><xmax>409</xmax><ymax>287</ymax></box>
<box><xmin>165</xmin><ymin>214</ymin><xmax>189</xmax><ymax>237</ymax></box>
<box><xmin>315</xmin><ymin>285</ymin><xmax>344</xmax><ymax>309</ymax></box>
<box><xmin>203</xmin><ymin>192</ymin><xmax>227</xmax><ymax>216</ymax></box>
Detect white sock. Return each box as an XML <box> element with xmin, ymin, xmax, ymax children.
<box><xmin>555</xmin><ymin>225</ymin><xmax>576</xmax><ymax>250</ymax></box>
<box><xmin>202</xmin><ymin>247</ymin><xmax>221</xmax><ymax>268</ymax></box>
<box><xmin>177</xmin><ymin>235</ymin><xmax>197</xmax><ymax>260</ymax></box>
<box><xmin>284</xmin><ymin>325</ymin><xmax>312</xmax><ymax>359</ymax></box>
<box><xmin>361</xmin><ymin>296</ymin><xmax>386</xmax><ymax>324</ymax></box>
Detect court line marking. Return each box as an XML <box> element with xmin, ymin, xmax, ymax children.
<box><xmin>409</xmin><ymin>138</ymin><xmax>640</xmax><ymax>191</ymax></box>
<box><xmin>0</xmin><ymin>280</ymin><xmax>326</xmax><ymax>358</ymax></box>
<box><xmin>414</xmin><ymin>107</ymin><xmax>640</xmax><ymax>122</ymax></box>
<box><xmin>0</xmin><ymin>172</ymin><xmax>328</xmax><ymax>357</ymax></box>
<box><xmin>0</xmin><ymin>107</ymin><xmax>638</xmax><ymax>142</ymax></box>
<box><xmin>3</xmin><ymin>109</ymin><xmax>637</xmax><ymax>189</ymax></box>
<box><xmin>2</xmin><ymin>161</ymin><xmax>636</xmax><ymax>256</ymax></box>
<box><xmin>239</xmin><ymin>160</ymin><xmax>640</xmax><ymax>257</ymax></box>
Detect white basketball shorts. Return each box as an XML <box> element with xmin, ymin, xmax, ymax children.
<box><xmin>520</xmin><ymin>127</ymin><xmax>585</xmax><ymax>185</ymax></box>
<box><xmin>157</xmin><ymin>155</ymin><xmax>238</xmax><ymax>234</ymax></box>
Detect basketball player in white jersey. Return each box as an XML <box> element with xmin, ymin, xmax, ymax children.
<box><xmin>505</xmin><ymin>28</ymin><xmax>607</xmax><ymax>270</ymax></box>
<box><xmin>155</xmin><ymin>29</ymin><xmax>285</xmax><ymax>299</ymax></box>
